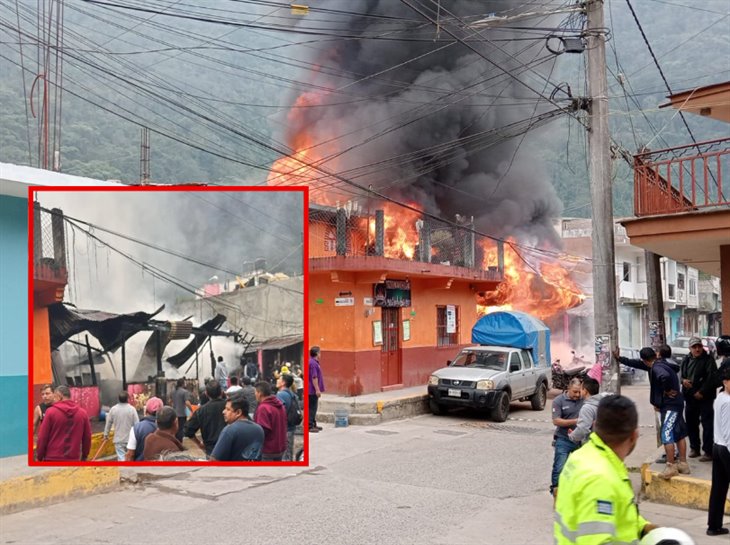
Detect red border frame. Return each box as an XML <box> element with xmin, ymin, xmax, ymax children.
<box><xmin>28</xmin><ymin>184</ymin><xmax>309</xmax><ymax>467</ymax></box>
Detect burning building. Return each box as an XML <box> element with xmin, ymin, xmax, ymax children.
<box><xmin>308</xmin><ymin>202</ymin><xmax>504</xmax><ymax>395</ymax></box>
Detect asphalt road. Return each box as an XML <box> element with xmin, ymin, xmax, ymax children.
<box><xmin>1</xmin><ymin>384</ymin><xmax>721</xmax><ymax>545</ymax></box>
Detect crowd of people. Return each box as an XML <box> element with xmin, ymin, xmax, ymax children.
<box><xmin>552</xmin><ymin>335</ymin><xmax>730</xmax><ymax>542</ymax></box>
<box><xmin>33</xmin><ymin>347</ymin><xmax>329</xmax><ymax>464</ymax></box>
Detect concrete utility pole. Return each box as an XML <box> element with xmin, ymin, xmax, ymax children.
<box><xmin>585</xmin><ymin>0</ymin><xmax>620</xmax><ymax>393</ymax></box>
<box><xmin>645</xmin><ymin>250</ymin><xmax>665</xmax><ymax>349</ymax></box>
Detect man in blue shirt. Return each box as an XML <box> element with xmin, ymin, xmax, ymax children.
<box><xmin>210</xmin><ymin>396</ymin><xmax>264</xmax><ymax>462</ymax></box>
<box><xmin>550</xmin><ymin>378</ymin><xmax>583</xmax><ymax>501</ymax></box>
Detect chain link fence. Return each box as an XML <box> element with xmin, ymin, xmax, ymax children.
<box><xmin>308</xmin><ymin>202</ymin><xmax>503</xmax><ymax>274</ymax></box>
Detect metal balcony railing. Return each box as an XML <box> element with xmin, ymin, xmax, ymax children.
<box><xmin>634</xmin><ymin>137</ymin><xmax>730</xmax><ymax>217</ymax></box>
<box><xmin>33</xmin><ymin>204</ymin><xmax>68</xmax><ymax>284</ymax></box>
<box><xmin>308</xmin><ymin>204</ymin><xmax>504</xmax><ymax>277</ymax></box>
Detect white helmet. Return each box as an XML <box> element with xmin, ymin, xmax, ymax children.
<box><xmin>640</xmin><ymin>527</ymin><xmax>695</xmax><ymax>545</ymax></box>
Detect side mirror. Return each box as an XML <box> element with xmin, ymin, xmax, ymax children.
<box><xmin>446</xmin><ymin>360</ymin><xmax>452</xmax><ymax>366</ymax></box>
<box><xmin>510</xmin><ymin>363</ymin><xmax>520</xmax><ymax>373</ymax></box>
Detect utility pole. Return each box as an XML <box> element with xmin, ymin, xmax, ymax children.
<box><xmin>140</xmin><ymin>127</ymin><xmax>151</xmax><ymax>184</ymax></box>
<box><xmin>645</xmin><ymin>250</ymin><xmax>665</xmax><ymax>349</ymax></box>
<box><xmin>585</xmin><ymin>0</ymin><xmax>620</xmax><ymax>393</ymax></box>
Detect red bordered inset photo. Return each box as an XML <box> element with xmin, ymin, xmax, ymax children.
<box><xmin>28</xmin><ymin>185</ymin><xmax>309</xmax><ymax>467</ymax></box>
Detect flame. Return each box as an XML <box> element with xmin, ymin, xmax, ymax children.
<box><xmin>266</xmin><ymin>91</ymin><xmax>341</xmax><ymax>204</ymax></box>
<box><xmin>477</xmin><ymin>239</ymin><xmax>585</xmax><ymax>321</ymax></box>
<box><xmin>363</xmin><ymin>202</ymin><xmax>422</xmax><ymax>259</ymax></box>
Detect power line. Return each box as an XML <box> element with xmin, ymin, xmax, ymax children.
<box><xmin>624</xmin><ymin>0</ymin><xmax>703</xmax><ymax>147</ymax></box>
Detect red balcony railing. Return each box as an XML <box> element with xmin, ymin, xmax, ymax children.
<box><xmin>634</xmin><ymin>137</ymin><xmax>730</xmax><ymax>217</ymax></box>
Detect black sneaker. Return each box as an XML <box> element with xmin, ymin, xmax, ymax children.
<box><xmin>309</xmin><ymin>427</ymin><xmax>320</xmax><ymax>433</ymax></box>
<box><xmin>706</xmin><ymin>528</ymin><xmax>729</xmax><ymax>536</ymax></box>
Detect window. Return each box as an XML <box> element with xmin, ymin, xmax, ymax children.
<box><xmin>509</xmin><ymin>352</ymin><xmax>522</xmax><ymax>372</ymax></box>
<box><xmin>689</xmin><ymin>279</ymin><xmax>696</xmax><ymax>296</ymax></box>
<box><xmin>436</xmin><ymin>305</ymin><xmax>459</xmax><ymax>347</ymax></box>
<box><xmin>668</xmin><ymin>284</ymin><xmax>675</xmax><ymax>299</ymax></box>
<box><xmin>520</xmin><ymin>349</ymin><xmax>533</xmax><ymax>368</ymax></box>
<box><xmin>677</xmin><ymin>273</ymin><xmax>685</xmax><ymax>290</ymax></box>
<box><xmin>622</xmin><ymin>262</ymin><xmax>631</xmax><ymax>282</ymax></box>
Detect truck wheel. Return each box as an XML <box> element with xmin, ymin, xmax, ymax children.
<box><xmin>490</xmin><ymin>391</ymin><xmax>510</xmax><ymax>422</ymax></box>
<box><xmin>530</xmin><ymin>382</ymin><xmax>547</xmax><ymax>411</ymax></box>
<box><xmin>429</xmin><ymin>399</ymin><xmax>447</xmax><ymax>416</ymax></box>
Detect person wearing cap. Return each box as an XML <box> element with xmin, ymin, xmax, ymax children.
<box><xmin>680</xmin><ymin>336</ymin><xmax>720</xmax><ymax>462</ymax></box>
<box><xmin>308</xmin><ymin>346</ymin><xmax>325</xmax><ymax>432</ymax></box>
<box><xmin>125</xmin><ymin>396</ymin><xmax>163</xmax><ymax>461</ymax></box>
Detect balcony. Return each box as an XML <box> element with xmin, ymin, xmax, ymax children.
<box><xmin>308</xmin><ymin>203</ymin><xmax>504</xmax><ymax>288</ymax></box>
<box><xmin>33</xmin><ymin>203</ymin><xmax>68</xmax><ymax>305</ymax></box>
<box><xmin>634</xmin><ymin>137</ymin><xmax>730</xmax><ymax>217</ymax></box>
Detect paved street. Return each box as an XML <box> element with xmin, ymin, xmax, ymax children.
<box><xmin>1</xmin><ymin>385</ymin><xmax>722</xmax><ymax>545</ymax></box>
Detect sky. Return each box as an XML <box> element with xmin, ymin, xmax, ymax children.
<box><xmin>38</xmin><ymin>188</ymin><xmax>303</xmax><ymax>314</ymax></box>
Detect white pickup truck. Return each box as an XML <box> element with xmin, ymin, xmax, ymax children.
<box><xmin>427</xmin><ymin>345</ymin><xmax>549</xmax><ymax>422</ymax></box>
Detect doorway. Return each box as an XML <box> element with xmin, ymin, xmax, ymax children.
<box><xmin>380</xmin><ymin>307</ymin><xmax>402</xmax><ymax>388</ymax></box>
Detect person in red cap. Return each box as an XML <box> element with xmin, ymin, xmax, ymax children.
<box><xmin>36</xmin><ymin>385</ymin><xmax>91</xmax><ymax>461</ymax></box>
<box><xmin>125</xmin><ymin>396</ymin><xmax>163</xmax><ymax>461</ymax></box>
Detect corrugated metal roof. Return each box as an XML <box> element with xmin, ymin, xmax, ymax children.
<box><xmin>245</xmin><ymin>335</ymin><xmax>302</xmax><ymax>352</ymax></box>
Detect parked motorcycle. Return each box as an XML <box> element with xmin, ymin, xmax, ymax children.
<box><xmin>551</xmin><ymin>360</ymin><xmax>588</xmax><ymax>391</ymax></box>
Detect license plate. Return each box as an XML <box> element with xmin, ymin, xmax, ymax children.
<box><xmin>448</xmin><ymin>388</ymin><xmax>461</xmax><ymax>397</ymax></box>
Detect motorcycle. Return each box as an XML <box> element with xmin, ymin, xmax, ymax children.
<box><xmin>551</xmin><ymin>359</ymin><xmax>588</xmax><ymax>391</ymax></box>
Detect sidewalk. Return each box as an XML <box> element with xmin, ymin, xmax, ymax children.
<box><xmin>0</xmin><ymin>455</ymin><xmax>120</xmax><ymax>514</ymax></box>
<box><xmin>317</xmin><ymin>385</ymin><xmax>428</xmax><ymax>425</ymax></box>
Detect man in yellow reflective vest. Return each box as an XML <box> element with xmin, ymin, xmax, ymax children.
<box><xmin>554</xmin><ymin>395</ymin><xmax>658</xmax><ymax>544</ymax></box>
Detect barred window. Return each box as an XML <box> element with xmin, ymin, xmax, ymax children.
<box><xmin>436</xmin><ymin>305</ymin><xmax>459</xmax><ymax>347</ymax></box>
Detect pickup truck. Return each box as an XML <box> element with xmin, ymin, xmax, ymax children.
<box><xmin>427</xmin><ymin>345</ymin><xmax>549</xmax><ymax>422</ymax></box>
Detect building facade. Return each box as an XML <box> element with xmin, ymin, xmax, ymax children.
<box><xmin>308</xmin><ymin>204</ymin><xmax>503</xmax><ymax>395</ymax></box>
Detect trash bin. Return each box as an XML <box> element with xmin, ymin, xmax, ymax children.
<box><xmin>334</xmin><ymin>408</ymin><xmax>349</xmax><ymax>428</ymax></box>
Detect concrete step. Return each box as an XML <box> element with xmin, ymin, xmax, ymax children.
<box><xmin>316</xmin><ymin>392</ymin><xmax>429</xmax><ymax>425</ymax></box>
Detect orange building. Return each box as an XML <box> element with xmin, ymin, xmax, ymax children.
<box><xmin>32</xmin><ymin>203</ymin><xmax>68</xmax><ymax>406</ymax></box>
<box><xmin>308</xmin><ymin>204</ymin><xmax>503</xmax><ymax>395</ymax></box>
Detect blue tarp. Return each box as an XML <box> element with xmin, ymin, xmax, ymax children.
<box><xmin>471</xmin><ymin>311</ymin><xmax>551</xmax><ymax>367</ymax></box>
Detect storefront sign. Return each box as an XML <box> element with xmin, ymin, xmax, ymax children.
<box><xmin>373</xmin><ymin>279</ymin><xmax>411</xmax><ymax>307</ymax></box>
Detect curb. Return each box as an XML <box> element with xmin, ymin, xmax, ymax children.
<box><xmin>0</xmin><ymin>466</ymin><xmax>121</xmax><ymax>515</ymax></box>
<box><xmin>641</xmin><ymin>461</ymin><xmax>730</xmax><ymax>515</ymax></box>
<box><xmin>318</xmin><ymin>394</ymin><xmax>430</xmax><ymax>425</ymax></box>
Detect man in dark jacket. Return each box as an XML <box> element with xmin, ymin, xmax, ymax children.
<box><xmin>614</xmin><ymin>346</ymin><xmax>679</xmax><ymax>450</ymax></box>
<box><xmin>36</xmin><ymin>385</ymin><xmax>91</xmax><ymax>461</ymax></box>
<box><xmin>654</xmin><ymin>345</ymin><xmax>690</xmax><ymax>479</ymax></box>
<box><xmin>184</xmin><ymin>380</ymin><xmax>226</xmax><ymax>457</ymax></box>
<box><xmin>254</xmin><ymin>381</ymin><xmax>287</xmax><ymax>461</ymax></box>
<box><xmin>681</xmin><ymin>336</ymin><xmax>719</xmax><ymax>461</ymax></box>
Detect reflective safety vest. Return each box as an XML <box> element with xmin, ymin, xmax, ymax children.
<box><xmin>554</xmin><ymin>433</ymin><xmax>648</xmax><ymax>545</ymax></box>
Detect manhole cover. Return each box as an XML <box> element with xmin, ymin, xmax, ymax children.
<box><xmin>366</xmin><ymin>430</ymin><xmax>399</xmax><ymax>436</ymax></box>
<box><xmin>433</xmin><ymin>430</ymin><xmax>467</xmax><ymax>436</ymax></box>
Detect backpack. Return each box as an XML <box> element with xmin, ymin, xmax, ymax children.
<box><xmin>285</xmin><ymin>391</ymin><xmax>302</xmax><ymax>427</ymax></box>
